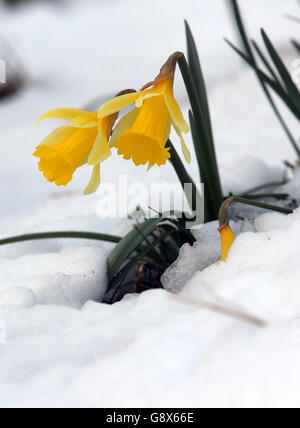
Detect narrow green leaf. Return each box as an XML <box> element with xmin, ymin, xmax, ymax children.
<box><xmin>225</xmin><ymin>38</ymin><xmax>300</xmax><ymax>120</ymax></box>
<box><xmin>251</xmin><ymin>40</ymin><xmax>280</xmax><ymax>83</ymax></box>
<box><xmin>107</xmin><ymin>218</ymin><xmax>164</xmax><ymax>280</ymax></box>
<box><xmin>185</xmin><ymin>22</ymin><xmax>219</xmax><ymax>177</ymax></box>
<box><xmin>226</xmin><ymin>0</ymin><xmax>300</xmax><ymax>156</ymax></box>
<box><xmin>225</xmin><ymin>39</ymin><xmax>287</xmax><ymax>100</ymax></box>
<box><xmin>261</xmin><ymin>28</ymin><xmax>300</xmax><ymax>115</ymax></box>
<box><xmin>237</xmin><ymin>193</ymin><xmax>289</xmax><ymax>200</ymax></box>
<box><xmin>189</xmin><ymin>111</ymin><xmax>215</xmax><ymax>222</ymax></box>
<box><xmin>233</xmin><ymin>196</ymin><xmax>293</xmax><ymax>215</ymax></box>
<box><xmin>185</xmin><ymin>23</ymin><xmax>213</xmax><ymax>142</ymax></box>
<box><xmin>292</xmin><ymin>40</ymin><xmax>300</xmax><ymax>54</ymax></box>
<box><xmin>227</xmin><ymin>0</ymin><xmax>300</xmax><ymax>123</ymax></box>
<box><xmin>229</xmin><ymin>0</ymin><xmax>253</xmax><ymax>59</ymax></box>
<box><xmin>178</xmin><ymin>55</ymin><xmax>223</xmax><ymax>219</ymax></box>
<box><xmin>0</xmin><ymin>231</ymin><xmax>121</xmax><ymax>246</ymax></box>
<box><xmin>105</xmin><ymin>233</ymin><xmax>170</xmax><ymax>303</ymax></box>
<box><xmin>251</xmin><ymin>41</ymin><xmax>300</xmax><ymax>155</ymax></box>
<box><xmin>240</xmin><ymin>180</ymin><xmax>287</xmax><ymax>195</ymax></box>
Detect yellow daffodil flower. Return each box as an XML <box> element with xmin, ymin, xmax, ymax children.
<box><xmin>34</xmin><ymin>107</ymin><xmax>118</xmax><ymax>194</ymax></box>
<box><xmin>98</xmin><ymin>52</ymin><xmax>191</xmax><ymax>169</ymax></box>
<box><xmin>34</xmin><ymin>53</ymin><xmax>189</xmax><ymax>193</ymax></box>
<box><xmin>219</xmin><ymin>224</ymin><xmax>235</xmax><ymax>261</ymax></box>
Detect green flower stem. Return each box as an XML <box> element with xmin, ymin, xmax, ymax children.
<box><xmin>178</xmin><ymin>54</ymin><xmax>223</xmax><ymax>219</ymax></box>
<box><xmin>189</xmin><ymin>111</ymin><xmax>216</xmax><ymax>222</ymax></box>
<box><xmin>237</xmin><ymin>194</ymin><xmax>289</xmax><ymax>201</ymax></box>
<box><xmin>166</xmin><ymin>139</ymin><xmax>202</xmax><ymax>213</ymax></box>
<box><xmin>241</xmin><ymin>181</ymin><xmax>287</xmax><ymax>195</ymax></box>
<box><xmin>233</xmin><ymin>196</ymin><xmax>293</xmax><ymax>214</ymax></box>
<box><xmin>219</xmin><ymin>195</ymin><xmax>293</xmax><ymax>229</ymax></box>
<box><xmin>219</xmin><ymin>196</ymin><xmax>294</xmax><ymax>229</ymax></box>
<box><xmin>0</xmin><ymin>231</ymin><xmax>122</xmax><ymax>247</ymax></box>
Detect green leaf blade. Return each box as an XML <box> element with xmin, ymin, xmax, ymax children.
<box><xmin>178</xmin><ymin>53</ymin><xmax>223</xmax><ymax>220</ymax></box>
<box><xmin>107</xmin><ymin>218</ymin><xmax>164</xmax><ymax>280</ymax></box>
<box><xmin>261</xmin><ymin>28</ymin><xmax>300</xmax><ymax>115</ymax></box>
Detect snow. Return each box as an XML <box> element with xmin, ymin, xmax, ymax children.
<box><xmin>162</xmin><ymin>220</ymin><xmax>242</xmax><ymax>292</ymax></box>
<box><xmin>0</xmin><ymin>246</ymin><xmax>108</xmax><ymax>307</ymax></box>
<box><xmin>182</xmin><ymin>207</ymin><xmax>300</xmax><ymax>322</ymax></box>
<box><xmin>0</xmin><ymin>0</ymin><xmax>300</xmax><ymax>408</ymax></box>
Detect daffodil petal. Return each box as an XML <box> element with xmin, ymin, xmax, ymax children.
<box><xmin>84</xmin><ymin>164</ymin><xmax>100</xmax><ymax>195</ymax></box>
<box><xmin>88</xmin><ymin>122</ymin><xmax>111</xmax><ymax>165</ymax></box>
<box><xmin>65</xmin><ymin>121</ymin><xmax>98</xmax><ymax>129</ymax></box>
<box><xmin>173</xmin><ymin>124</ymin><xmax>191</xmax><ymax>164</ymax></box>
<box><xmin>164</xmin><ymin>92</ymin><xmax>189</xmax><ymax>134</ymax></box>
<box><xmin>135</xmin><ymin>92</ymin><xmax>160</xmax><ymax>108</ymax></box>
<box><xmin>98</xmin><ymin>92</ymin><xmax>142</xmax><ymax>118</ymax></box>
<box><xmin>38</xmin><ymin>126</ymin><xmax>75</xmax><ymax>147</ymax></box>
<box><xmin>110</xmin><ymin>108</ymin><xmax>140</xmax><ymax>147</ymax></box>
<box><xmin>66</xmin><ymin>112</ymin><xmax>98</xmax><ymax>128</ymax></box>
<box><xmin>37</xmin><ymin>108</ymin><xmax>90</xmax><ymax>125</ymax></box>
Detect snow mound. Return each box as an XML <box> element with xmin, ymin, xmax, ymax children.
<box><xmin>183</xmin><ymin>208</ymin><xmax>300</xmax><ymax>321</ymax></box>
<box><xmin>0</xmin><ymin>246</ymin><xmax>107</xmax><ymax>308</ymax></box>
<box><xmin>162</xmin><ymin>220</ymin><xmax>242</xmax><ymax>292</ymax></box>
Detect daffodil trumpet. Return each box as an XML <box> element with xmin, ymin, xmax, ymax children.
<box><xmin>98</xmin><ymin>52</ymin><xmax>191</xmax><ymax>169</ymax></box>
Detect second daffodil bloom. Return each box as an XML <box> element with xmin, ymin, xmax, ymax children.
<box><xmin>98</xmin><ymin>52</ymin><xmax>191</xmax><ymax>169</ymax></box>
<box><xmin>33</xmin><ymin>102</ymin><xmax>124</xmax><ymax>194</ymax></box>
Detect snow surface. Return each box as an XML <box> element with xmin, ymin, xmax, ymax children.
<box><xmin>0</xmin><ymin>0</ymin><xmax>300</xmax><ymax>408</ymax></box>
